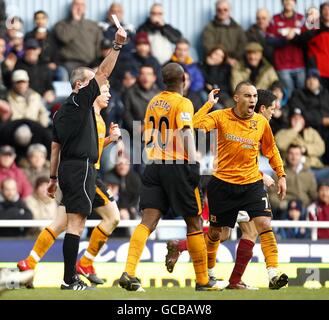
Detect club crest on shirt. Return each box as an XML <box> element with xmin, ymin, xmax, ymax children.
<box><xmin>250</xmin><ymin>120</ymin><xmax>258</xmax><ymax>130</ymax></box>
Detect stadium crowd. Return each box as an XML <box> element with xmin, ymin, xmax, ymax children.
<box><xmin>0</xmin><ymin>0</ymin><xmax>329</xmax><ymax>239</ymax></box>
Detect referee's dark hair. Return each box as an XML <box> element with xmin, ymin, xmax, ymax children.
<box><xmin>255</xmin><ymin>89</ymin><xmax>277</xmax><ymax>113</ymax></box>
<box><xmin>69</xmin><ymin>67</ymin><xmax>94</xmax><ymax>89</ymax></box>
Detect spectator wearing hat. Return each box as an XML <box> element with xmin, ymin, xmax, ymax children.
<box><xmin>289</xmin><ymin>68</ymin><xmax>329</xmax><ymax>164</ymax></box>
<box><xmin>308</xmin><ymin>180</ymin><xmax>329</xmax><ymax>239</ymax></box>
<box><xmin>24</xmin><ymin>10</ymin><xmax>68</xmax><ymax>82</ymax></box>
<box><xmin>202</xmin><ymin>0</ymin><xmax>247</xmax><ymax>66</ymax></box>
<box><xmin>279</xmin><ymin>199</ymin><xmax>310</xmax><ymax>239</ymax></box>
<box><xmin>246</xmin><ymin>8</ymin><xmax>274</xmax><ymax>64</ymax></box>
<box><xmin>0</xmin><ymin>145</ymin><xmax>33</xmax><ymax>199</ymax></box>
<box><xmin>130</xmin><ymin>32</ymin><xmax>163</xmax><ymax>89</ymax></box>
<box><xmin>137</xmin><ymin>3</ymin><xmax>182</xmax><ymax>65</ymax></box>
<box><xmin>14</xmin><ymin>38</ymin><xmax>55</xmax><ymax>104</ymax></box>
<box><xmin>0</xmin><ymin>177</ymin><xmax>33</xmax><ymax>237</ymax></box>
<box><xmin>230</xmin><ymin>42</ymin><xmax>278</xmax><ymax>92</ymax></box>
<box><xmin>7</xmin><ymin>70</ymin><xmax>49</xmax><ymax>128</ymax></box>
<box><xmin>275</xmin><ymin>107</ymin><xmax>329</xmax><ymax>182</ymax></box>
<box><xmin>266</xmin><ymin>0</ymin><xmax>305</xmax><ymax>98</ymax></box>
<box><xmin>268</xmin><ymin>144</ymin><xmax>317</xmax><ymax>219</ymax></box>
<box><xmin>19</xmin><ymin>143</ymin><xmax>50</xmax><ymax>186</ymax></box>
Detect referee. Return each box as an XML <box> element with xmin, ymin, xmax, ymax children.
<box><xmin>47</xmin><ymin>27</ymin><xmax>126</xmax><ymax>290</ymax></box>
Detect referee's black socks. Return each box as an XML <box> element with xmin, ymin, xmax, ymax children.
<box><xmin>63</xmin><ymin>233</ymin><xmax>80</xmax><ymax>284</ymax></box>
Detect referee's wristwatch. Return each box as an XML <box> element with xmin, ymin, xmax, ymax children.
<box><xmin>112</xmin><ymin>41</ymin><xmax>123</xmax><ymax>51</ymax></box>
<box><xmin>50</xmin><ymin>175</ymin><xmax>58</xmax><ymax>181</ymax></box>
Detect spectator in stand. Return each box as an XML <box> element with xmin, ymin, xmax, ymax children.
<box><xmin>0</xmin><ymin>119</ymin><xmax>52</xmax><ymax>162</ymax></box>
<box><xmin>266</xmin><ymin>0</ymin><xmax>305</xmax><ymax>98</ymax></box>
<box><xmin>298</xmin><ymin>2</ymin><xmax>329</xmax><ymax>92</ymax></box>
<box><xmin>268</xmin><ymin>144</ymin><xmax>317</xmax><ymax>219</ymax></box>
<box><xmin>4</xmin><ymin>16</ymin><xmax>24</xmax><ymax>60</ymax></box>
<box><xmin>231</xmin><ymin>42</ymin><xmax>278</xmax><ymax>92</ymax></box>
<box><xmin>288</xmin><ymin>69</ymin><xmax>329</xmax><ymax>165</ymax></box>
<box><xmin>246</xmin><ymin>8</ymin><xmax>273</xmax><ymax>64</ymax></box>
<box><xmin>0</xmin><ymin>145</ymin><xmax>32</xmax><ymax>199</ymax></box>
<box><xmin>0</xmin><ymin>178</ymin><xmax>33</xmax><ymax>237</ymax></box>
<box><xmin>201</xmin><ymin>44</ymin><xmax>232</xmax><ymax>108</ymax></box>
<box><xmin>0</xmin><ymin>0</ymin><xmax>6</xmax><ymax>37</ymax></box>
<box><xmin>24</xmin><ymin>10</ymin><xmax>68</xmax><ymax>82</ymax></box>
<box><xmin>269</xmin><ymin>81</ymin><xmax>289</xmax><ymax>134</ymax></box>
<box><xmin>122</xmin><ymin>65</ymin><xmax>160</xmax><ymax>136</ymax></box>
<box><xmin>54</xmin><ymin>0</ymin><xmax>103</xmax><ymax>75</ymax></box>
<box><xmin>308</xmin><ymin>180</ymin><xmax>329</xmax><ymax>239</ymax></box>
<box><xmin>0</xmin><ymin>36</ymin><xmax>11</xmax><ymax>95</ymax></box>
<box><xmin>279</xmin><ymin>199</ymin><xmax>310</xmax><ymax>239</ymax></box>
<box><xmin>20</xmin><ymin>143</ymin><xmax>50</xmax><ymax>187</ymax></box>
<box><xmin>7</xmin><ymin>70</ymin><xmax>49</xmax><ymax>128</ymax></box>
<box><xmin>101</xmin><ymin>2</ymin><xmax>135</xmax><ymax>57</ymax></box>
<box><xmin>15</xmin><ymin>38</ymin><xmax>55</xmax><ymax>104</ymax></box>
<box><xmin>25</xmin><ymin>176</ymin><xmax>57</xmax><ymax>221</ymax></box>
<box><xmin>167</xmin><ymin>38</ymin><xmax>205</xmax><ymax>93</ymax></box>
<box><xmin>137</xmin><ymin>3</ymin><xmax>182</xmax><ymax>65</ymax></box>
<box><xmin>202</xmin><ymin>0</ymin><xmax>247</xmax><ymax>66</ymax></box>
<box><xmin>131</xmin><ymin>32</ymin><xmax>163</xmax><ymax>89</ymax></box>
<box><xmin>275</xmin><ymin>108</ymin><xmax>329</xmax><ymax>182</ymax></box>
<box><xmin>103</xmin><ymin>157</ymin><xmax>141</xmax><ymax>220</ymax></box>
<box><xmin>183</xmin><ymin>71</ymin><xmax>203</xmax><ymax>111</ymax></box>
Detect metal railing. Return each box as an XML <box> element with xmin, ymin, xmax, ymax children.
<box><xmin>1</xmin><ymin>220</ymin><xmax>328</xmax><ymax>241</ymax></box>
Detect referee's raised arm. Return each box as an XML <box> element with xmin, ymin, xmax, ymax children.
<box><xmin>95</xmin><ymin>27</ymin><xmax>127</xmax><ymax>87</ymax></box>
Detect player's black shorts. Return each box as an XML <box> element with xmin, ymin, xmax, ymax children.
<box><xmin>93</xmin><ymin>172</ymin><xmax>115</xmax><ymax>209</ymax></box>
<box><xmin>140</xmin><ymin>163</ymin><xmax>203</xmax><ymax>217</ymax></box>
<box><xmin>58</xmin><ymin>159</ymin><xmax>96</xmax><ymax>216</ymax></box>
<box><xmin>207</xmin><ymin>176</ymin><xmax>272</xmax><ymax>228</ymax></box>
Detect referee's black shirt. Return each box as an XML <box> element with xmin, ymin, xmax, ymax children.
<box><xmin>52</xmin><ymin>78</ymin><xmax>100</xmax><ymax>163</ymax></box>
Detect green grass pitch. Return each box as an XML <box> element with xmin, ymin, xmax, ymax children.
<box><xmin>1</xmin><ymin>287</ymin><xmax>329</xmax><ymax>300</ymax></box>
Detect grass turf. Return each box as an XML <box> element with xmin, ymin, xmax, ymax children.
<box><xmin>1</xmin><ymin>287</ymin><xmax>329</xmax><ymax>300</ymax></box>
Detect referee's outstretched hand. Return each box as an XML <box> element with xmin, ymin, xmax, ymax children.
<box><xmin>47</xmin><ymin>180</ymin><xmax>57</xmax><ymax>199</ymax></box>
<box><xmin>115</xmin><ymin>27</ymin><xmax>127</xmax><ymax>45</ymax></box>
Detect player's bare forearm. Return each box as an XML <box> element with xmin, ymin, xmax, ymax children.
<box><xmin>95</xmin><ymin>27</ymin><xmax>126</xmax><ymax>87</ymax></box>
<box><xmin>49</xmin><ymin>142</ymin><xmax>61</xmax><ymax>178</ymax></box>
<box><xmin>95</xmin><ymin>49</ymin><xmax>121</xmax><ymax>87</ymax></box>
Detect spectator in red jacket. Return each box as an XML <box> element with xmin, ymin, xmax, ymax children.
<box><xmin>266</xmin><ymin>0</ymin><xmax>305</xmax><ymax>98</ymax></box>
<box><xmin>308</xmin><ymin>180</ymin><xmax>329</xmax><ymax>239</ymax></box>
<box><xmin>0</xmin><ymin>145</ymin><xmax>32</xmax><ymax>199</ymax></box>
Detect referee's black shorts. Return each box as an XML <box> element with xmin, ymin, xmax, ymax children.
<box><xmin>58</xmin><ymin>159</ymin><xmax>96</xmax><ymax>216</ymax></box>
<box><xmin>207</xmin><ymin>176</ymin><xmax>272</xmax><ymax>228</ymax></box>
<box><xmin>93</xmin><ymin>172</ymin><xmax>115</xmax><ymax>209</ymax></box>
<box><xmin>140</xmin><ymin>163</ymin><xmax>203</xmax><ymax>217</ymax></box>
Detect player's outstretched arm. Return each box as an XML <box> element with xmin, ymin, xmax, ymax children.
<box><xmin>193</xmin><ymin>89</ymin><xmax>219</xmax><ymax>126</ymax></box>
<box><xmin>95</xmin><ymin>27</ymin><xmax>127</xmax><ymax>87</ymax></box>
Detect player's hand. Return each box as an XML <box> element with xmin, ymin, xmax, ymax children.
<box><xmin>115</xmin><ymin>27</ymin><xmax>127</xmax><ymax>45</ymax></box>
<box><xmin>109</xmin><ymin>122</ymin><xmax>121</xmax><ymax>142</ymax></box>
<box><xmin>263</xmin><ymin>173</ymin><xmax>275</xmax><ymax>188</ymax></box>
<box><xmin>277</xmin><ymin>176</ymin><xmax>287</xmax><ymax>201</ymax></box>
<box><xmin>47</xmin><ymin>180</ymin><xmax>57</xmax><ymax>199</ymax></box>
<box><xmin>208</xmin><ymin>89</ymin><xmax>220</xmax><ymax>105</ymax></box>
